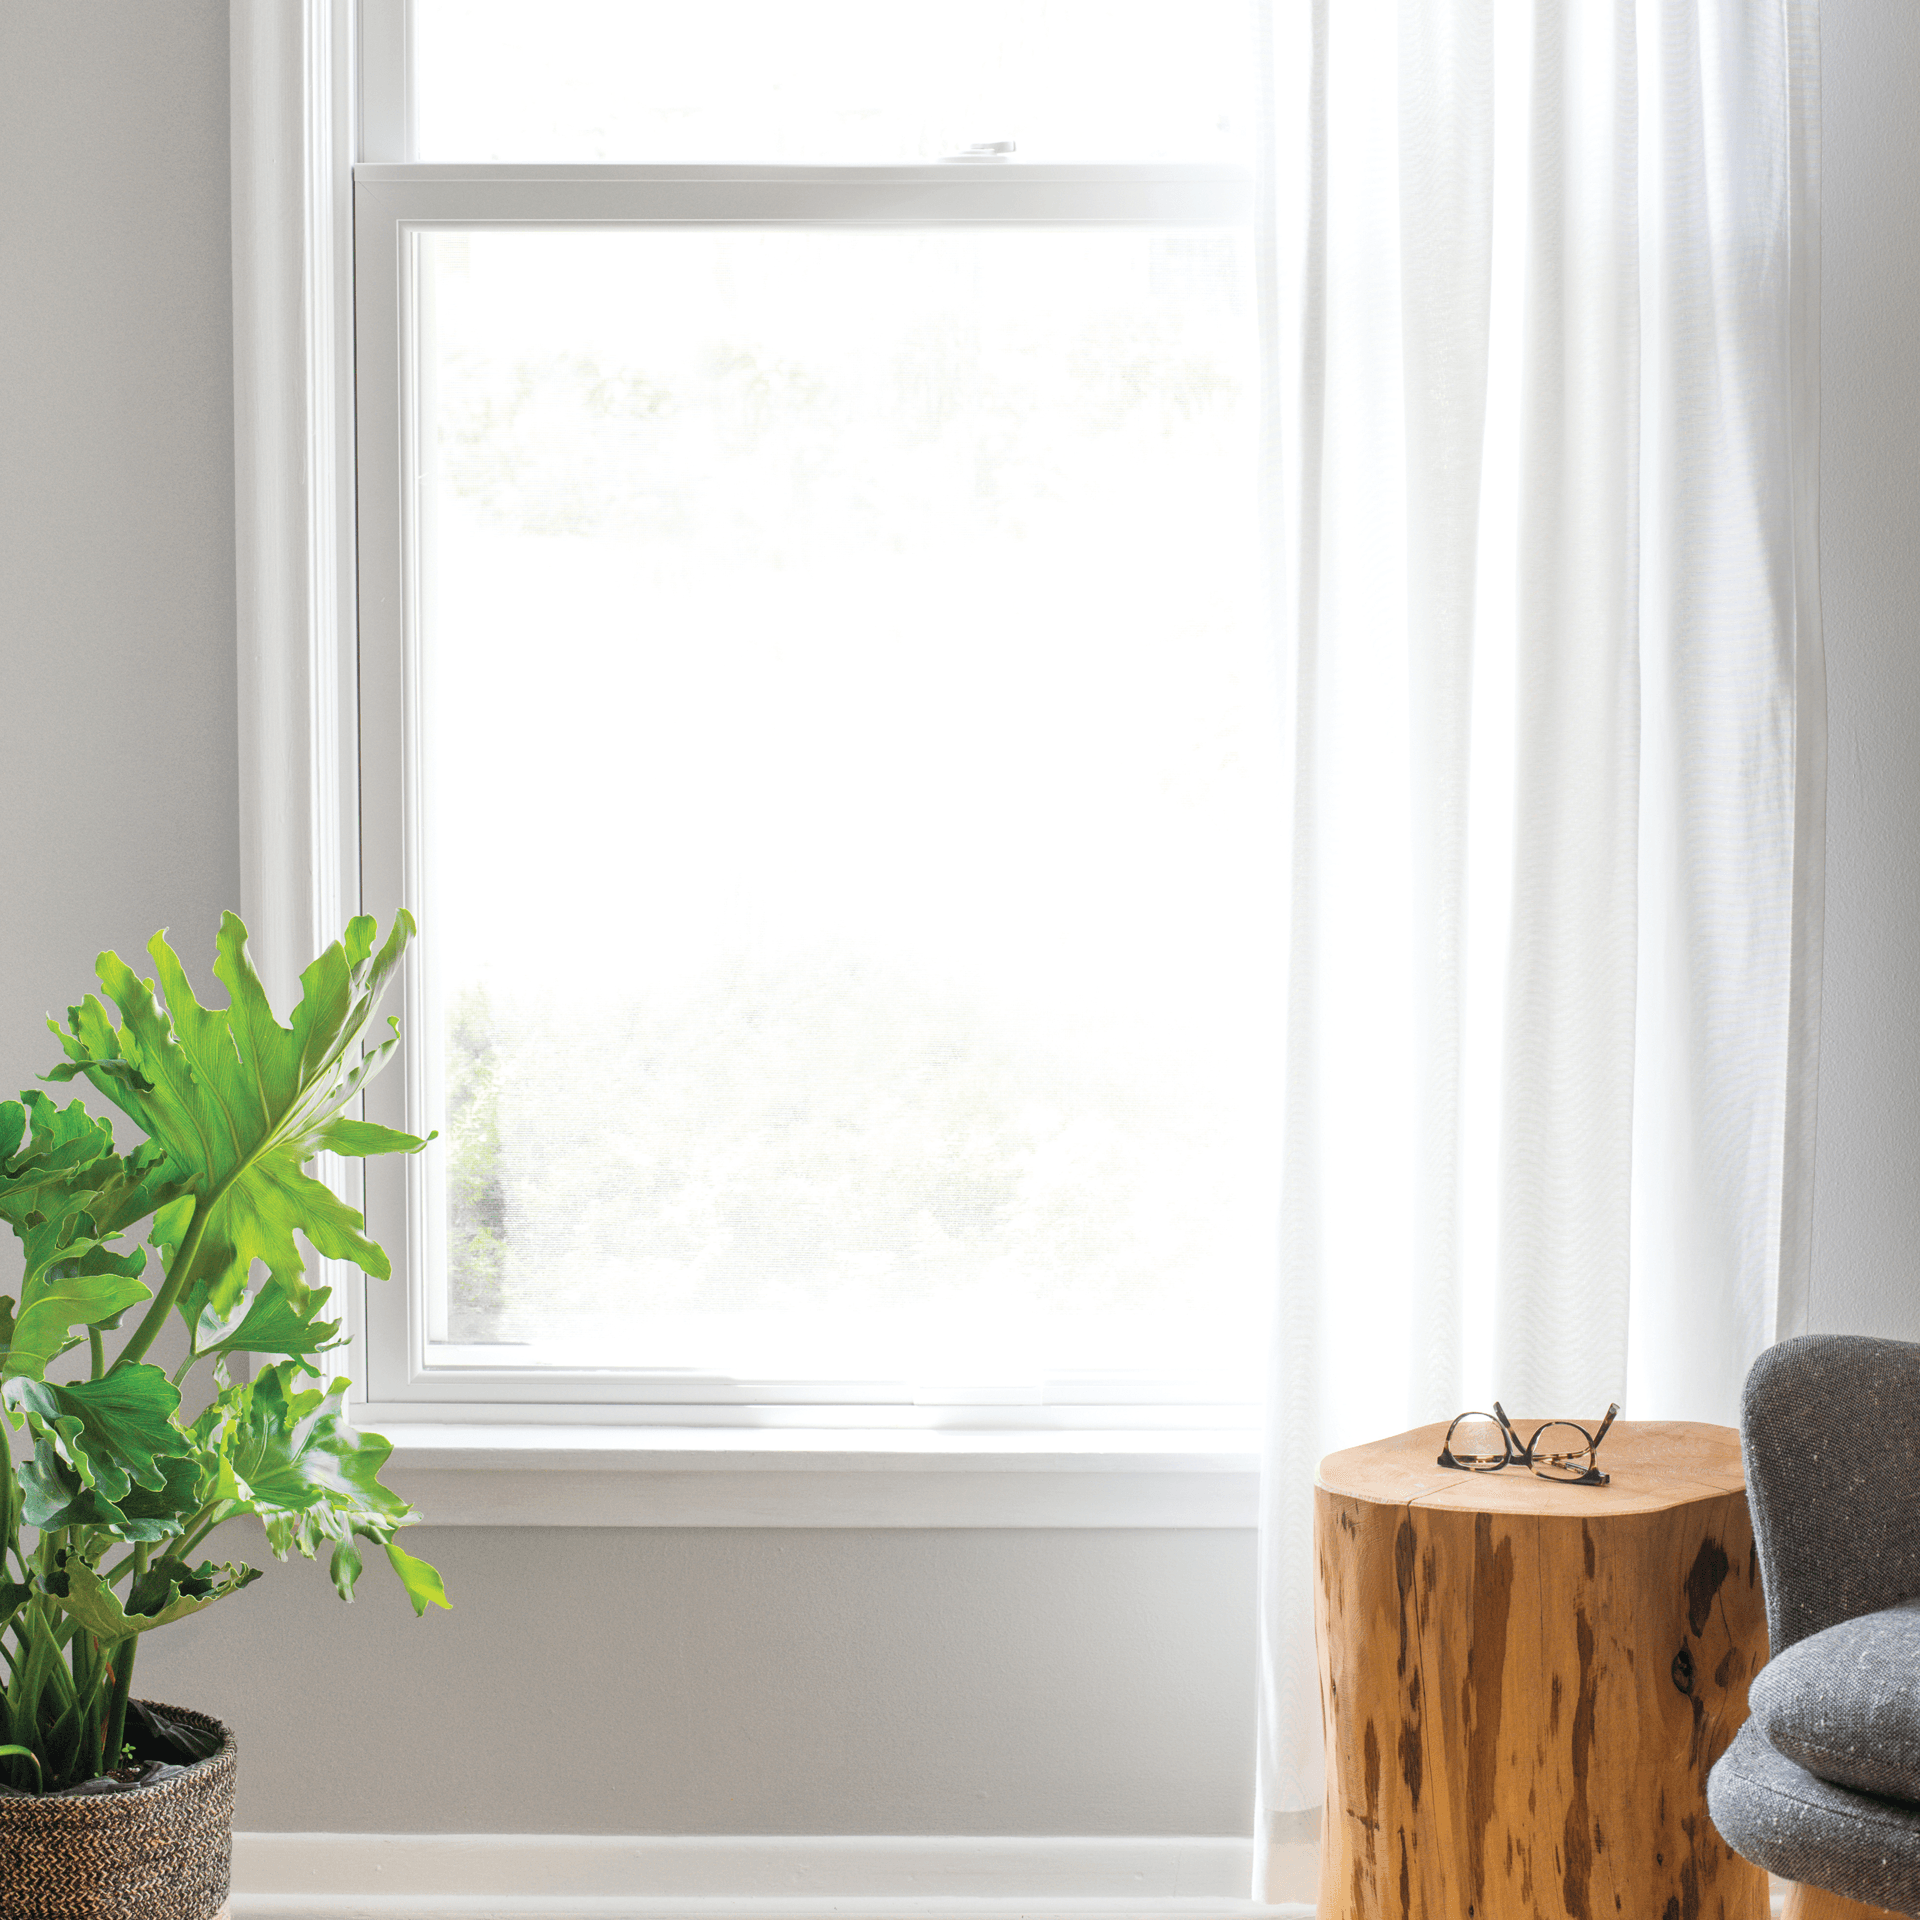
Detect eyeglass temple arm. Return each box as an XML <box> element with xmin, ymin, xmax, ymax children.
<box><xmin>1493</xmin><ymin>1399</ymin><xmax>1621</xmax><ymax>1458</ymax></box>
<box><xmin>1490</xmin><ymin>1401</ymin><xmax>1534</xmax><ymax>1462</ymax></box>
<box><xmin>1529</xmin><ymin>1402</ymin><xmax>1621</xmax><ymax>1479</ymax></box>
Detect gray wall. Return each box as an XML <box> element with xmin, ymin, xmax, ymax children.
<box><xmin>0</xmin><ymin>1</ymin><xmax>239</xmax><ymax>1104</ymax></box>
<box><xmin>1</xmin><ymin>0</ymin><xmax>1916</xmax><ymax>1842</ymax></box>
<box><xmin>137</xmin><ymin>1526</ymin><xmax>1254</xmax><ymax>1835</ymax></box>
<box><xmin>1803</xmin><ymin>0</ymin><xmax>1920</xmax><ymax>1342</ymax></box>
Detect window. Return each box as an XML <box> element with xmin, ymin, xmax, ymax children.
<box><xmin>347</xmin><ymin>1</ymin><xmax>1278</xmax><ymax>1432</ymax></box>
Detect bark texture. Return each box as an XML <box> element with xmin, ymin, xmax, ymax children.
<box><xmin>1316</xmin><ymin>1419</ymin><xmax>1769</xmax><ymax>1920</ymax></box>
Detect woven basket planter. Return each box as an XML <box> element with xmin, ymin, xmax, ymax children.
<box><xmin>0</xmin><ymin>1702</ymin><xmax>234</xmax><ymax>1920</ymax></box>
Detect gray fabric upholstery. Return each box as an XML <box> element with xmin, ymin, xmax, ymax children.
<box><xmin>1741</xmin><ymin>1334</ymin><xmax>1920</xmax><ymax>1654</ymax></box>
<box><xmin>1708</xmin><ymin>1335</ymin><xmax>1920</xmax><ymax>1915</ymax></box>
<box><xmin>1710</xmin><ymin>1718</ymin><xmax>1920</xmax><ymax>1915</ymax></box>
<box><xmin>1750</xmin><ymin>1597</ymin><xmax>1920</xmax><ymax>1802</ymax></box>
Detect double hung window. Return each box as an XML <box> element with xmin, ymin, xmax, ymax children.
<box><xmin>352</xmin><ymin>0</ymin><xmax>1281</xmax><ymax>1429</ymax></box>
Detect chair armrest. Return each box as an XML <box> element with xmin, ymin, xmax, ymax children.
<box><xmin>1743</xmin><ymin>1334</ymin><xmax>1920</xmax><ymax>1653</ymax></box>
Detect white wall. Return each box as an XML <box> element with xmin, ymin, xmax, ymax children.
<box><xmin>0</xmin><ymin>0</ymin><xmax>1915</xmax><ymax>1842</ymax></box>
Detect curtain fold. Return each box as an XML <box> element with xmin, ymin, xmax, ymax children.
<box><xmin>1252</xmin><ymin>0</ymin><xmax>1822</xmax><ymax>1885</ymax></box>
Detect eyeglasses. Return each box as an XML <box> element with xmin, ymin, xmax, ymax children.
<box><xmin>1437</xmin><ymin>1402</ymin><xmax>1620</xmax><ymax>1486</ymax></box>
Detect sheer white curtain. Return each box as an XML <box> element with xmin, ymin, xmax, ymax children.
<box><xmin>1252</xmin><ymin>0</ymin><xmax>1822</xmax><ymax>1883</ymax></box>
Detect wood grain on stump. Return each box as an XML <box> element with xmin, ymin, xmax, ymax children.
<box><xmin>1316</xmin><ymin>1419</ymin><xmax>1768</xmax><ymax>1920</ymax></box>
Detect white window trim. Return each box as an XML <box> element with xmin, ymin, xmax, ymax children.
<box><xmin>232</xmin><ymin>0</ymin><xmax>359</xmax><ymax>1015</ymax></box>
<box><xmin>374</xmin><ymin>1426</ymin><xmax>1258</xmax><ymax>1527</ymax></box>
<box><xmin>230</xmin><ymin>1</ymin><xmax>1262</xmax><ymax>1518</ymax></box>
<box><xmin>230</xmin><ymin>0</ymin><xmax>374</xmax><ymax>1405</ymax></box>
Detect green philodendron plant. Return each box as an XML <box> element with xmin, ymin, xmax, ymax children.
<box><xmin>0</xmin><ymin>910</ymin><xmax>448</xmax><ymax>1793</ymax></box>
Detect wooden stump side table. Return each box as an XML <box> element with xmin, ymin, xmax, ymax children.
<box><xmin>1315</xmin><ymin>1419</ymin><xmax>1769</xmax><ymax>1920</ymax></box>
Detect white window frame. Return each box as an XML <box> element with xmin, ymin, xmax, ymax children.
<box><xmin>230</xmin><ymin>0</ymin><xmax>1262</xmax><ymax>1521</ymax></box>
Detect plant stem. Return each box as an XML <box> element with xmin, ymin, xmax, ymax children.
<box><xmin>88</xmin><ymin>1328</ymin><xmax>103</xmax><ymax>1380</ymax></box>
<box><xmin>146</xmin><ymin>1504</ymin><xmax>210</xmax><ymax>1570</ymax></box>
<box><xmin>103</xmin><ymin>1535</ymin><xmax>148</xmax><ymax>1768</ymax></box>
<box><xmin>0</xmin><ymin>1466</ymin><xmax>21</xmax><ymax>1787</ymax></box>
<box><xmin>115</xmin><ymin>1194</ymin><xmax>216</xmax><ymax>1368</ymax></box>
<box><xmin>65</xmin><ymin>1622</ymin><xmax>99</xmax><ymax>1777</ymax></box>
<box><xmin>169</xmin><ymin>1516</ymin><xmax>221</xmax><ymax>1565</ymax></box>
<box><xmin>98</xmin><ymin>1543</ymin><xmax>144</xmax><ymax>1779</ymax></box>
<box><xmin>101</xmin><ymin>1635</ymin><xmax>135</xmax><ymax>1773</ymax></box>
<box><xmin>14</xmin><ymin>1596</ymin><xmax>57</xmax><ymax>1790</ymax></box>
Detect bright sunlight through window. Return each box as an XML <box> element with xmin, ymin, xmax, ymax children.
<box><xmin>376</xmin><ymin>2</ymin><xmax>1280</xmax><ymax>1405</ymax></box>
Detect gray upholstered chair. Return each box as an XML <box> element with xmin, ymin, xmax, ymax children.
<box><xmin>1709</xmin><ymin>1334</ymin><xmax>1920</xmax><ymax>1917</ymax></box>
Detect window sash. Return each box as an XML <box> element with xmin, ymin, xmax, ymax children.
<box><xmin>354</xmin><ymin>160</ymin><xmax>1253</xmax><ymax>218</ymax></box>
<box><xmin>354</xmin><ymin>163</ymin><xmax>1260</xmax><ymax>1417</ymax></box>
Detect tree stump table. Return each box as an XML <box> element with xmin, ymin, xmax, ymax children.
<box><xmin>1315</xmin><ymin>1418</ymin><xmax>1769</xmax><ymax>1920</ymax></box>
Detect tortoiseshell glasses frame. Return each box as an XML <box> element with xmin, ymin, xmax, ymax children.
<box><xmin>1437</xmin><ymin>1401</ymin><xmax>1621</xmax><ymax>1486</ymax></box>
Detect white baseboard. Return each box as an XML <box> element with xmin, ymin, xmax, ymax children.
<box><xmin>229</xmin><ymin>1834</ymin><xmax>1319</xmax><ymax>1920</ymax></box>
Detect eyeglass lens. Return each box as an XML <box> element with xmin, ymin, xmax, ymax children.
<box><xmin>1527</xmin><ymin>1420</ymin><xmax>1597</xmax><ymax>1480</ymax></box>
<box><xmin>1444</xmin><ymin>1413</ymin><xmax>1510</xmax><ymax>1470</ymax></box>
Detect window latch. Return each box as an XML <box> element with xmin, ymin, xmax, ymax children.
<box><xmin>940</xmin><ymin>140</ymin><xmax>1017</xmax><ymax>164</ymax></box>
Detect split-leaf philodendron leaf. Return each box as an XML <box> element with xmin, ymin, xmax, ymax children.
<box><xmin>20</xmin><ymin>1440</ymin><xmax>201</xmax><ymax>1543</ymax></box>
<box><xmin>0</xmin><ymin>910</ymin><xmax>449</xmax><ymax>1794</ymax></box>
<box><xmin>46</xmin><ymin>910</ymin><xmax>428</xmax><ymax>1321</ymax></box>
<box><xmin>192</xmin><ymin>1276</ymin><xmax>344</xmax><ymax>1371</ymax></box>
<box><xmin>7</xmin><ymin>1367</ymin><xmax>187</xmax><ymax>1506</ymax></box>
<box><xmin>54</xmin><ymin>1554</ymin><xmax>264</xmax><ymax>1641</ymax></box>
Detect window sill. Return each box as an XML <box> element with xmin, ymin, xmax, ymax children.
<box><xmin>371</xmin><ymin>1425</ymin><xmax>1261</xmax><ymax>1528</ymax></box>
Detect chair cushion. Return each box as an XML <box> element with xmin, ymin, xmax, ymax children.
<box><xmin>1750</xmin><ymin>1596</ymin><xmax>1920</xmax><ymax>1802</ymax></box>
<box><xmin>1709</xmin><ymin>1717</ymin><xmax>1920</xmax><ymax>1915</ymax></box>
